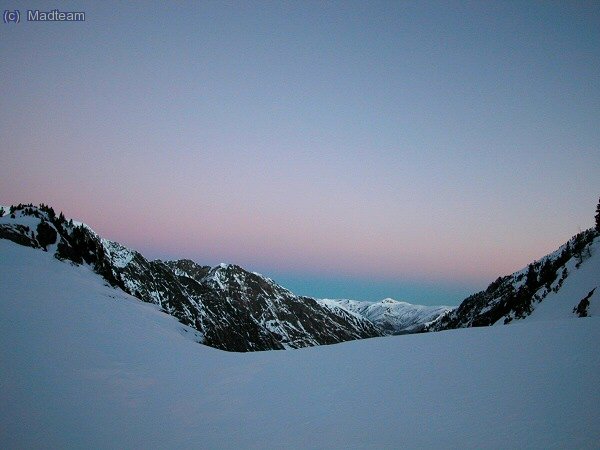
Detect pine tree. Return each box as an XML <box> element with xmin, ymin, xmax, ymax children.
<box><xmin>36</xmin><ymin>220</ymin><xmax>57</xmax><ymax>250</ymax></box>
<box><xmin>525</xmin><ymin>264</ymin><xmax>538</xmax><ymax>292</ymax></box>
<box><xmin>595</xmin><ymin>197</ymin><xmax>600</xmax><ymax>232</ymax></box>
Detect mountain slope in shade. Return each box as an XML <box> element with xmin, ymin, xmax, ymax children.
<box><xmin>429</xmin><ymin>229</ymin><xmax>599</xmax><ymax>331</ymax></box>
<box><xmin>320</xmin><ymin>298</ymin><xmax>452</xmax><ymax>334</ymax></box>
<box><xmin>1</xmin><ymin>240</ymin><xmax>599</xmax><ymax>448</ymax></box>
<box><xmin>0</xmin><ymin>204</ymin><xmax>381</xmax><ymax>351</ymax></box>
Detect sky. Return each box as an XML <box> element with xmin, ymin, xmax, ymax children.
<box><xmin>1</xmin><ymin>1</ymin><xmax>599</xmax><ymax>305</ymax></box>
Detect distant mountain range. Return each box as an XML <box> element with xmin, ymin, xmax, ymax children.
<box><xmin>0</xmin><ymin>203</ymin><xmax>598</xmax><ymax>351</ymax></box>
<box><xmin>320</xmin><ymin>298</ymin><xmax>451</xmax><ymax>334</ymax></box>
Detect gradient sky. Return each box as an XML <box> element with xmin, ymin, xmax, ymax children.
<box><xmin>1</xmin><ymin>1</ymin><xmax>599</xmax><ymax>304</ymax></box>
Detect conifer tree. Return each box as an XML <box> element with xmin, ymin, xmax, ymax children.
<box><xmin>525</xmin><ymin>264</ymin><xmax>538</xmax><ymax>291</ymax></box>
<box><xmin>595</xmin><ymin>197</ymin><xmax>600</xmax><ymax>232</ymax></box>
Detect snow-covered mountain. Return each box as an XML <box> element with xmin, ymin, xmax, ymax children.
<box><xmin>1</xmin><ymin>237</ymin><xmax>599</xmax><ymax>448</ymax></box>
<box><xmin>429</xmin><ymin>228</ymin><xmax>599</xmax><ymax>331</ymax></box>
<box><xmin>320</xmin><ymin>298</ymin><xmax>451</xmax><ymax>334</ymax></box>
<box><xmin>2</xmin><ymin>202</ymin><xmax>598</xmax><ymax>352</ymax></box>
<box><xmin>0</xmin><ymin>204</ymin><xmax>381</xmax><ymax>351</ymax></box>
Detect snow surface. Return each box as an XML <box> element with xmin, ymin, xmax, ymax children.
<box><xmin>101</xmin><ymin>239</ymin><xmax>135</xmax><ymax>268</ymax></box>
<box><xmin>0</xmin><ymin>208</ymin><xmax>43</xmax><ymax>230</ymax></box>
<box><xmin>1</xmin><ymin>240</ymin><xmax>599</xmax><ymax>449</ymax></box>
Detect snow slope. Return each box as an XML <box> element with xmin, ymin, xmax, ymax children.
<box><xmin>525</xmin><ymin>236</ymin><xmax>600</xmax><ymax>321</ymax></box>
<box><xmin>1</xmin><ymin>240</ymin><xmax>599</xmax><ymax>449</ymax></box>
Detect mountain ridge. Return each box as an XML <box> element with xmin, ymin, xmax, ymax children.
<box><xmin>319</xmin><ymin>298</ymin><xmax>452</xmax><ymax>334</ymax></box>
<box><xmin>428</xmin><ymin>227</ymin><xmax>599</xmax><ymax>331</ymax></box>
<box><xmin>0</xmin><ymin>203</ymin><xmax>384</xmax><ymax>351</ymax></box>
